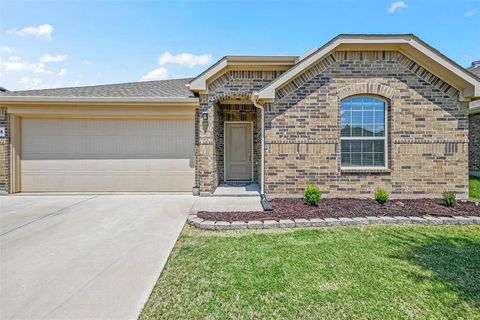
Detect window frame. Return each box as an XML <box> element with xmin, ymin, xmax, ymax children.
<box><xmin>339</xmin><ymin>95</ymin><xmax>388</xmax><ymax>169</ymax></box>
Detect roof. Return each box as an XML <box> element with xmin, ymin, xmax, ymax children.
<box><xmin>188</xmin><ymin>56</ymin><xmax>298</xmax><ymax>92</ymax></box>
<box><xmin>257</xmin><ymin>34</ymin><xmax>480</xmax><ymax>100</ymax></box>
<box><xmin>0</xmin><ymin>78</ymin><xmax>194</xmax><ymax>99</ymax></box>
<box><xmin>468</xmin><ymin>66</ymin><xmax>480</xmax><ymax>77</ymax></box>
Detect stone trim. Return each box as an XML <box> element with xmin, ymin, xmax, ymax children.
<box><xmin>188</xmin><ymin>213</ymin><xmax>480</xmax><ymax>230</ymax></box>
<box><xmin>393</xmin><ymin>139</ymin><xmax>468</xmax><ymax>144</ymax></box>
<box><xmin>275</xmin><ymin>51</ymin><xmax>459</xmax><ymax>102</ymax></box>
<box><xmin>337</xmin><ymin>83</ymin><xmax>396</xmax><ymax>101</ymax></box>
<box><xmin>211</xmin><ymin>91</ymin><xmax>253</xmax><ymax>103</ymax></box>
<box><xmin>340</xmin><ymin>168</ymin><xmax>392</xmax><ymax>173</ymax></box>
<box><xmin>266</xmin><ymin>139</ymin><xmax>337</xmax><ymax>144</ymax></box>
<box><xmin>396</xmin><ymin>53</ymin><xmax>459</xmax><ymax>98</ymax></box>
<box><xmin>276</xmin><ymin>55</ymin><xmax>336</xmax><ymax>100</ymax></box>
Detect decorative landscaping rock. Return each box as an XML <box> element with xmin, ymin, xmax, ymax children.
<box><xmin>438</xmin><ymin>217</ymin><xmax>458</xmax><ymax>225</ymax></box>
<box><xmin>294</xmin><ymin>219</ymin><xmax>311</xmax><ymax>227</ymax></box>
<box><xmin>468</xmin><ymin>216</ymin><xmax>480</xmax><ymax>224</ymax></box>
<box><xmin>309</xmin><ymin>218</ymin><xmax>327</xmax><ymax>227</ymax></box>
<box><xmin>453</xmin><ymin>216</ymin><xmax>472</xmax><ymax>225</ymax></box>
<box><xmin>188</xmin><ymin>214</ymin><xmax>480</xmax><ymax>230</ymax></box>
<box><xmin>352</xmin><ymin>217</ymin><xmax>369</xmax><ymax>225</ymax></box>
<box><xmin>263</xmin><ymin>220</ymin><xmax>280</xmax><ymax>228</ymax></box>
<box><xmin>338</xmin><ymin>217</ymin><xmax>356</xmax><ymax>225</ymax></box>
<box><xmin>424</xmin><ymin>216</ymin><xmax>443</xmax><ymax>224</ymax></box>
<box><xmin>279</xmin><ymin>219</ymin><xmax>295</xmax><ymax>228</ymax></box>
<box><xmin>394</xmin><ymin>216</ymin><xmax>412</xmax><ymax>224</ymax></box>
<box><xmin>201</xmin><ymin>220</ymin><xmax>217</xmax><ymax>230</ymax></box>
<box><xmin>324</xmin><ymin>218</ymin><xmax>341</xmax><ymax>226</ymax></box>
<box><xmin>380</xmin><ymin>216</ymin><xmax>397</xmax><ymax>224</ymax></box>
<box><xmin>214</xmin><ymin>221</ymin><xmax>231</xmax><ymax>230</ymax></box>
<box><xmin>409</xmin><ymin>217</ymin><xmax>428</xmax><ymax>224</ymax></box>
<box><xmin>246</xmin><ymin>220</ymin><xmax>264</xmax><ymax>229</ymax></box>
<box><xmin>231</xmin><ymin>221</ymin><xmax>248</xmax><ymax>229</ymax></box>
<box><xmin>366</xmin><ymin>216</ymin><xmax>383</xmax><ymax>224</ymax></box>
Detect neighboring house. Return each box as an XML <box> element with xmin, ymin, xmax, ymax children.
<box><xmin>0</xmin><ymin>34</ymin><xmax>479</xmax><ymax>198</ymax></box>
<box><xmin>468</xmin><ymin>61</ymin><xmax>480</xmax><ymax>178</ymax></box>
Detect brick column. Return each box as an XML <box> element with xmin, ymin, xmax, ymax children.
<box><xmin>0</xmin><ymin>108</ymin><xmax>9</xmax><ymax>193</ymax></box>
<box><xmin>197</xmin><ymin>94</ymin><xmax>217</xmax><ymax>194</ymax></box>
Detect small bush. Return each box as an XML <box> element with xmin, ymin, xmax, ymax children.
<box><xmin>374</xmin><ymin>188</ymin><xmax>389</xmax><ymax>205</ymax></box>
<box><xmin>443</xmin><ymin>192</ymin><xmax>457</xmax><ymax>207</ymax></box>
<box><xmin>304</xmin><ymin>183</ymin><xmax>322</xmax><ymax>206</ymax></box>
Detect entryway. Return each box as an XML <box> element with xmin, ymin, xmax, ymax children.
<box><xmin>224</xmin><ymin>122</ymin><xmax>253</xmax><ymax>181</ymax></box>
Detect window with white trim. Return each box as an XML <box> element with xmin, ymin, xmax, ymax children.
<box><xmin>340</xmin><ymin>96</ymin><xmax>387</xmax><ymax>167</ymax></box>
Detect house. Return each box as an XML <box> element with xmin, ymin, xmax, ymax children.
<box><xmin>1</xmin><ymin>34</ymin><xmax>479</xmax><ymax>198</ymax></box>
<box><xmin>468</xmin><ymin>61</ymin><xmax>480</xmax><ymax>178</ymax></box>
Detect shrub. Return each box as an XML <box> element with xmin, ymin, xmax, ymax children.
<box><xmin>374</xmin><ymin>188</ymin><xmax>389</xmax><ymax>205</ymax></box>
<box><xmin>304</xmin><ymin>183</ymin><xmax>322</xmax><ymax>206</ymax></box>
<box><xmin>443</xmin><ymin>192</ymin><xmax>457</xmax><ymax>207</ymax></box>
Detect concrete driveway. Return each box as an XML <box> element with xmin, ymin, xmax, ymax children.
<box><xmin>0</xmin><ymin>194</ymin><xmax>195</xmax><ymax>320</ymax></box>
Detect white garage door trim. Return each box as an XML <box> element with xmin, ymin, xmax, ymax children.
<box><xmin>19</xmin><ymin>118</ymin><xmax>195</xmax><ymax>192</ymax></box>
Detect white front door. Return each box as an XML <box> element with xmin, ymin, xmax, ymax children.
<box><xmin>225</xmin><ymin>122</ymin><xmax>252</xmax><ymax>181</ymax></box>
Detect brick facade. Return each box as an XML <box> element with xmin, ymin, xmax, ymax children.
<box><xmin>0</xmin><ymin>108</ymin><xmax>8</xmax><ymax>193</ymax></box>
<box><xmin>0</xmin><ymin>51</ymin><xmax>473</xmax><ymax>197</ymax></box>
<box><xmin>470</xmin><ymin>113</ymin><xmax>480</xmax><ymax>176</ymax></box>
<box><xmin>195</xmin><ymin>51</ymin><xmax>472</xmax><ymax>199</ymax></box>
<box><xmin>196</xmin><ymin>70</ymin><xmax>286</xmax><ymax>194</ymax></box>
<box><xmin>263</xmin><ymin>51</ymin><xmax>469</xmax><ymax>198</ymax></box>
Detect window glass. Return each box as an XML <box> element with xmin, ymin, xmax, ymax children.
<box><xmin>340</xmin><ymin>96</ymin><xmax>386</xmax><ymax>167</ymax></box>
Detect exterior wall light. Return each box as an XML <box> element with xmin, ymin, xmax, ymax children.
<box><xmin>201</xmin><ymin>110</ymin><xmax>209</xmax><ymax>121</ymax></box>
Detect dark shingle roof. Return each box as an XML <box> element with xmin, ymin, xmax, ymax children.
<box><xmin>0</xmin><ymin>78</ymin><xmax>194</xmax><ymax>98</ymax></box>
<box><xmin>469</xmin><ymin>66</ymin><xmax>480</xmax><ymax>77</ymax></box>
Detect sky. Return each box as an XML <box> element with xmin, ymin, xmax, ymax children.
<box><xmin>0</xmin><ymin>0</ymin><xmax>479</xmax><ymax>91</ymax></box>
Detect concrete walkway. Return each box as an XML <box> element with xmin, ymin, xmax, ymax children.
<box><xmin>0</xmin><ymin>194</ymin><xmax>195</xmax><ymax>320</ymax></box>
<box><xmin>191</xmin><ymin>196</ymin><xmax>263</xmax><ymax>212</ymax></box>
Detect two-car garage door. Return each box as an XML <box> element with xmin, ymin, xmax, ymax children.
<box><xmin>20</xmin><ymin>118</ymin><xmax>195</xmax><ymax>192</ymax></box>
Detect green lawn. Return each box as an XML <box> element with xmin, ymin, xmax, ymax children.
<box><xmin>141</xmin><ymin>225</ymin><xmax>480</xmax><ymax>320</ymax></box>
<box><xmin>471</xmin><ymin>176</ymin><xmax>480</xmax><ymax>200</ymax></box>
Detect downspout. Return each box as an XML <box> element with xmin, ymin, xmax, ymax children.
<box><xmin>251</xmin><ymin>93</ymin><xmax>265</xmax><ymax>195</ymax></box>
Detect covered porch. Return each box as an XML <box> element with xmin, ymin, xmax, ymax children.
<box><xmin>212</xmin><ymin>100</ymin><xmax>262</xmax><ymax>195</ymax></box>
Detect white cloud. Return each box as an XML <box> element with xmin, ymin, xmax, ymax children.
<box><xmin>81</xmin><ymin>60</ymin><xmax>91</xmax><ymax>65</ymax></box>
<box><xmin>7</xmin><ymin>24</ymin><xmax>53</xmax><ymax>40</ymax></box>
<box><xmin>387</xmin><ymin>1</ymin><xmax>407</xmax><ymax>13</ymax></box>
<box><xmin>58</xmin><ymin>68</ymin><xmax>68</xmax><ymax>76</ymax></box>
<box><xmin>39</xmin><ymin>53</ymin><xmax>68</xmax><ymax>63</ymax></box>
<box><xmin>157</xmin><ymin>52</ymin><xmax>212</xmax><ymax>68</ymax></box>
<box><xmin>140</xmin><ymin>67</ymin><xmax>170</xmax><ymax>81</ymax></box>
<box><xmin>464</xmin><ymin>9</ymin><xmax>476</xmax><ymax>17</ymax></box>
<box><xmin>18</xmin><ymin>76</ymin><xmax>45</xmax><ymax>89</ymax></box>
<box><xmin>0</xmin><ymin>56</ymin><xmax>46</xmax><ymax>73</ymax></box>
<box><xmin>0</xmin><ymin>46</ymin><xmax>16</xmax><ymax>54</ymax></box>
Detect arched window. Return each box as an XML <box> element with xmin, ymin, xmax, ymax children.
<box><xmin>340</xmin><ymin>96</ymin><xmax>387</xmax><ymax>167</ymax></box>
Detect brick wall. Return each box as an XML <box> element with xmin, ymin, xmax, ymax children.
<box><xmin>0</xmin><ymin>108</ymin><xmax>8</xmax><ymax>193</ymax></box>
<box><xmin>197</xmin><ymin>70</ymin><xmax>285</xmax><ymax>194</ymax></box>
<box><xmin>264</xmin><ymin>51</ymin><xmax>469</xmax><ymax>199</ymax></box>
<box><xmin>470</xmin><ymin>113</ymin><xmax>480</xmax><ymax>176</ymax></box>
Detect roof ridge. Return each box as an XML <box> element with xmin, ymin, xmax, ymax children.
<box><xmin>6</xmin><ymin>77</ymin><xmax>194</xmax><ymax>93</ymax></box>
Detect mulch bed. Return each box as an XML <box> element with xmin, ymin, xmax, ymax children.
<box><xmin>197</xmin><ymin>198</ymin><xmax>480</xmax><ymax>222</ymax></box>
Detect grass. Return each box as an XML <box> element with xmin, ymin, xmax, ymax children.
<box><xmin>141</xmin><ymin>225</ymin><xmax>480</xmax><ymax>320</ymax></box>
<box><xmin>471</xmin><ymin>176</ymin><xmax>480</xmax><ymax>200</ymax></box>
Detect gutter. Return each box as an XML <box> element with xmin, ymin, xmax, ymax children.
<box><xmin>251</xmin><ymin>94</ymin><xmax>273</xmax><ymax>211</ymax></box>
<box><xmin>251</xmin><ymin>94</ymin><xmax>265</xmax><ymax>195</ymax></box>
<box><xmin>0</xmin><ymin>96</ymin><xmax>199</xmax><ymax>105</ymax></box>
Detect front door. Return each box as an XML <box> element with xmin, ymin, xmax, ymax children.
<box><xmin>225</xmin><ymin>122</ymin><xmax>252</xmax><ymax>181</ymax></box>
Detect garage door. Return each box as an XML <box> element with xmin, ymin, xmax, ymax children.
<box><xmin>21</xmin><ymin>118</ymin><xmax>195</xmax><ymax>192</ymax></box>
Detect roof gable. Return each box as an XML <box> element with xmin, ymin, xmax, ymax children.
<box><xmin>188</xmin><ymin>56</ymin><xmax>298</xmax><ymax>92</ymax></box>
<box><xmin>256</xmin><ymin>34</ymin><xmax>480</xmax><ymax>101</ymax></box>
